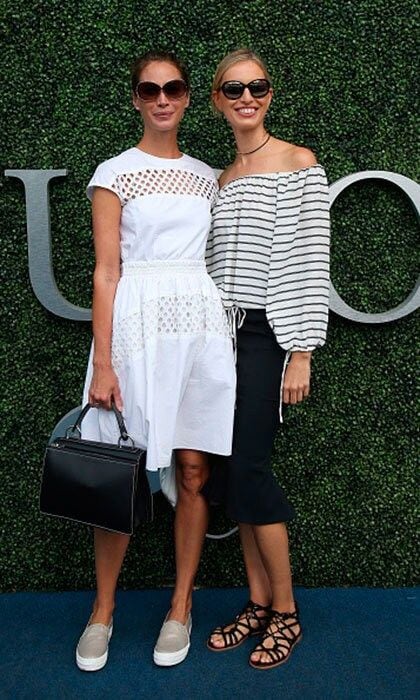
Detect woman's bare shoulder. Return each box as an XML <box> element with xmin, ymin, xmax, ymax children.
<box><xmin>268</xmin><ymin>139</ymin><xmax>318</xmax><ymax>172</ymax></box>
<box><xmin>289</xmin><ymin>145</ymin><xmax>318</xmax><ymax>170</ymax></box>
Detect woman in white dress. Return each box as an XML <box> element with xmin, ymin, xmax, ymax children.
<box><xmin>75</xmin><ymin>51</ymin><xmax>236</xmax><ymax>671</ymax></box>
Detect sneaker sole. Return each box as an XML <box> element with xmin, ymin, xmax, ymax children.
<box><xmin>76</xmin><ymin>648</ymin><xmax>108</xmax><ymax>671</ymax></box>
<box><xmin>76</xmin><ymin>625</ymin><xmax>113</xmax><ymax>672</ymax></box>
<box><xmin>153</xmin><ymin>642</ymin><xmax>190</xmax><ymax>667</ymax></box>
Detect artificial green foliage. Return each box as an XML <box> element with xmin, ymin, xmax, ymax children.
<box><xmin>0</xmin><ymin>0</ymin><xmax>418</xmax><ymax>591</ymax></box>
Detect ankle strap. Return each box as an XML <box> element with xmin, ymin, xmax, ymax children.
<box><xmin>270</xmin><ymin>605</ymin><xmax>299</xmax><ymax>622</ymax></box>
<box><xmin>248</xmin><ymin>599</ymin><xmax>271</xmax><ymax>613</ymax></box>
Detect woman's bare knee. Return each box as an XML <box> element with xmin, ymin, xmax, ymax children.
<box><xmin>176</xmin><ymin>451</ymin><xmax>209</xmax><ymax>495</ymax></box>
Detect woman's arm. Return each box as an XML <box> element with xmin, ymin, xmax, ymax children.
<box><xmin>88</xmin><ymin>187</ymin><xmax>123</xmax><ymax>410</ymax></box>
<box><xmin>266</xmin><ymin>148</ymin><xmax>330</xmax><ymax>405</ymax></box>
<box><xmin>283</xmin><ymin>149</ymin><xmax>317</xmax><ymax>404</ymax></box>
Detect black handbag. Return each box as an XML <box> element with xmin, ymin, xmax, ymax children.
<box><xmin>40</xmin><ymin>403</ymin><xmax>152</xmax><ymax>534</ymax></box>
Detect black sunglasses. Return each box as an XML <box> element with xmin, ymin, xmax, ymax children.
<box><xmin>219</xmin><ymin>79</ymin><xmax>271</xmax><ymax>100</ymax></box>
<box><xmin>135</xmin><ymin>79</ymin><xmax>188</xmax><ymax>101</ymax></box>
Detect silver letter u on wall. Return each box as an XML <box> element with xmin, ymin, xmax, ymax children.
<box><xmin>5</xmin><ymin>169</ymin><xmax>91</xmax><ymax>321</ymax></box>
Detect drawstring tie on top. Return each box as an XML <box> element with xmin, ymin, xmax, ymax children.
<box><xmin>226</xmin><ymin>305</ymin><xmax>246</xmax><ymax>362</ymax></box>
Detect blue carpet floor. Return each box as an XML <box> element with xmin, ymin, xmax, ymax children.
<box><xmin>0</xmin><ymin>587</ymin><xmax>418</xmax><ymax>700</ymax></box>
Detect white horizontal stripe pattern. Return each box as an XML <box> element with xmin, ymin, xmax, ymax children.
<box><xmin>206</xmin><ymin>164</ymin><xmax>330</xmax><ymax>352</ymax></box>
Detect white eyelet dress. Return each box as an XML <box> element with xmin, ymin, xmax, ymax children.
<box><xmin>80</xmin><ymin>147</ymin><xmax>236</xmax><ymax>499</ymax></box>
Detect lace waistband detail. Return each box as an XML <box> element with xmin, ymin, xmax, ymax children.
<box><xmin>121</xmin><ymin>259</ymin><xmax>206</xmax><ymax>276</ymax></box>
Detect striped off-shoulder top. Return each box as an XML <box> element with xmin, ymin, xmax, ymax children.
<box><xmin>206</xmin><ymin>164</ymin><xmax>330</xmax><ymax>354</ymax></box>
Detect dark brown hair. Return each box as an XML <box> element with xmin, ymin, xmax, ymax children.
<box><xmin>131</xmin><ymin>51</ymin><xmax>190</xmax><ymax>93</ymax></box>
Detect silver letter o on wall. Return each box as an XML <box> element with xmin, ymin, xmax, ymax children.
<box><xmin>329</xmin><ymin>171</ymin><xmax>420</xmax><ymax>323</ymax></box>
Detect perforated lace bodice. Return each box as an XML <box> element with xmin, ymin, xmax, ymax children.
<box><xmin>111</xmin><ymin>168</ymin><xmax>216</xmax><ymax>204</ymax></box>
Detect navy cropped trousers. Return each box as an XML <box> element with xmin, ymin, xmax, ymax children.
<box><xmin>205</xmin><ymin>309</ymin><xmax>295</xmax><ymax>525</ymax></box>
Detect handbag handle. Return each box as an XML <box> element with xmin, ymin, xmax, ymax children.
<box><xmin>68</xmin><ymin>402</ymin><xmax>131</xmax><ymax>443</ymax></box>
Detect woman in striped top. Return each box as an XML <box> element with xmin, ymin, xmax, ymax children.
<box><xmin>205</xmin><ymin>49</ymin><xmax>330</xmax><ymax>670</ymax></box>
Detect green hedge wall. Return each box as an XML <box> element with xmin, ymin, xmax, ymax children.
<box><xmin>1</xmin><ymin>0</ymin><xmax>418</xmax><ymax>591</ymax></box>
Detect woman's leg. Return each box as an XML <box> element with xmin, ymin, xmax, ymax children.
<box><xmin>249</xmin><ymin>522</ymin><xmax>301</xmax><ymax>666</ymax></box>
<box><xmin>169</xmin><ymin>449</ymin><xmax>210</xmax><ymax>623</ymax></box>
<box><xmin>76</xmin><ymin>529</ymin><xmax>129</xmax><ymax>671</ymax></box>
<box><xmin>209</xmin><ymin>521</ymin><xmax>272</xmax><ymax>648</ymax></box>
<box><xmin>90</xmin><ymin>529</ymin><xmax>131</xmax><ymax>625</ymax></box>
<box><xmin>209</xmin><ymin>521</ymin><xmax>298</xmax><ymax>655</ymax></box>
<box><xmin>252</xmin><ymin>522</ymin><xmax>294</xmax><ymax>611</ymax></box>
<box><xmin>240</xmin><ymin>522</ymin><xmax>272</xmax><ymax>606</ymax></box>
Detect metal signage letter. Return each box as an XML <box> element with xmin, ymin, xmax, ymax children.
<box><xmin>4</xmin><ymin>169</ymin><xmax>91</xmax><ymax>321</ymax></box>
<box><xmin>329</xmin><ymin>171</ymin><xmax>420</xmax><ymax>323</ymax></box>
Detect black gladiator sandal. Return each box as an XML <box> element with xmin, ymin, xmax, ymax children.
<box><xmin>207</xmin><ymin>600</ymin><xmax>271</xmax><ymax>652</ymax></box>
<box><xmin>249</xmin><ymin>605</ymin><xmax>302</xmax><ymax>670</ymax></box>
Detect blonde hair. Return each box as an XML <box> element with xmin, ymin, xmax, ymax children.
<box><xmin>211</xmin><ymin>48</ymin><xmax>271</xmax><ymax>93</ymax></box>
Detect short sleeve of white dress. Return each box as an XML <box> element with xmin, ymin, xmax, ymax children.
<box><xmin>86</xmin><ymin>161</ymin><xmax>124</xmax><ymax>204</ymax></box>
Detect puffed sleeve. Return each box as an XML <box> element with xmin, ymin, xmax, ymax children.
<box><xmin>86</xmin><ymin>161</ymin><xmax>124</xmax><ymax>205</ymax></box>
<box><xmin>266</xmin><ymin>165</ymin><xmax>330</xmax><ymax>352</ymax></box>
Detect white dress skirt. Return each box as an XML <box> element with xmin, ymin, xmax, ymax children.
<box><xmin>80</xmin><ymin>147</ymin><xmax>236</xmax><ymax>503</ymax></box>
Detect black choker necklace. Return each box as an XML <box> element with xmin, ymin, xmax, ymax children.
<box><xmin>237</xmin><ymin>133</ymin><xmax>271</xmax><ymax>156</ymax></box>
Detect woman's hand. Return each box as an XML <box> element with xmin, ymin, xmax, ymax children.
<box><xmin>283</xmin><ymin>352</ymin><xmax>311</xmax><ymax>404</ymax></box>
<box><xmin>88</xmin><ymin>364</ymin><xmax>123</xmax><ymax>411</ymax></box>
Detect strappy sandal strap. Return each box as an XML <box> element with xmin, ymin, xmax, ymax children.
<box><xmin>207</xmin><ymin>600</ymin><xmax>271</xmax><ymax>652</ymax></box>
<box><xmin>249</xmin><ymin>606</ymin><xmax>302</xmax><ymax>670</ymax></box>
<box><xmin>237</xmin><ymin>600</ymin><xmax>272</xmax><ymax>634</ymax></box>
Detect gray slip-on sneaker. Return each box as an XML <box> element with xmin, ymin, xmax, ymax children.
<box><xmin>153</xmin><ymin>612</ymin><xmax>192</xmax><ymax>666</ymax></box>
<box><xmin>76</xmin><ymin>618</ymin><xmax>113</xmax><ymax>671</ymax></box>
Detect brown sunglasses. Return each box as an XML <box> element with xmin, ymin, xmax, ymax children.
<box><xmin>135</xmin><ymin>79</ymin><xmax>188</xmax><ymax>101</ymax></box>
